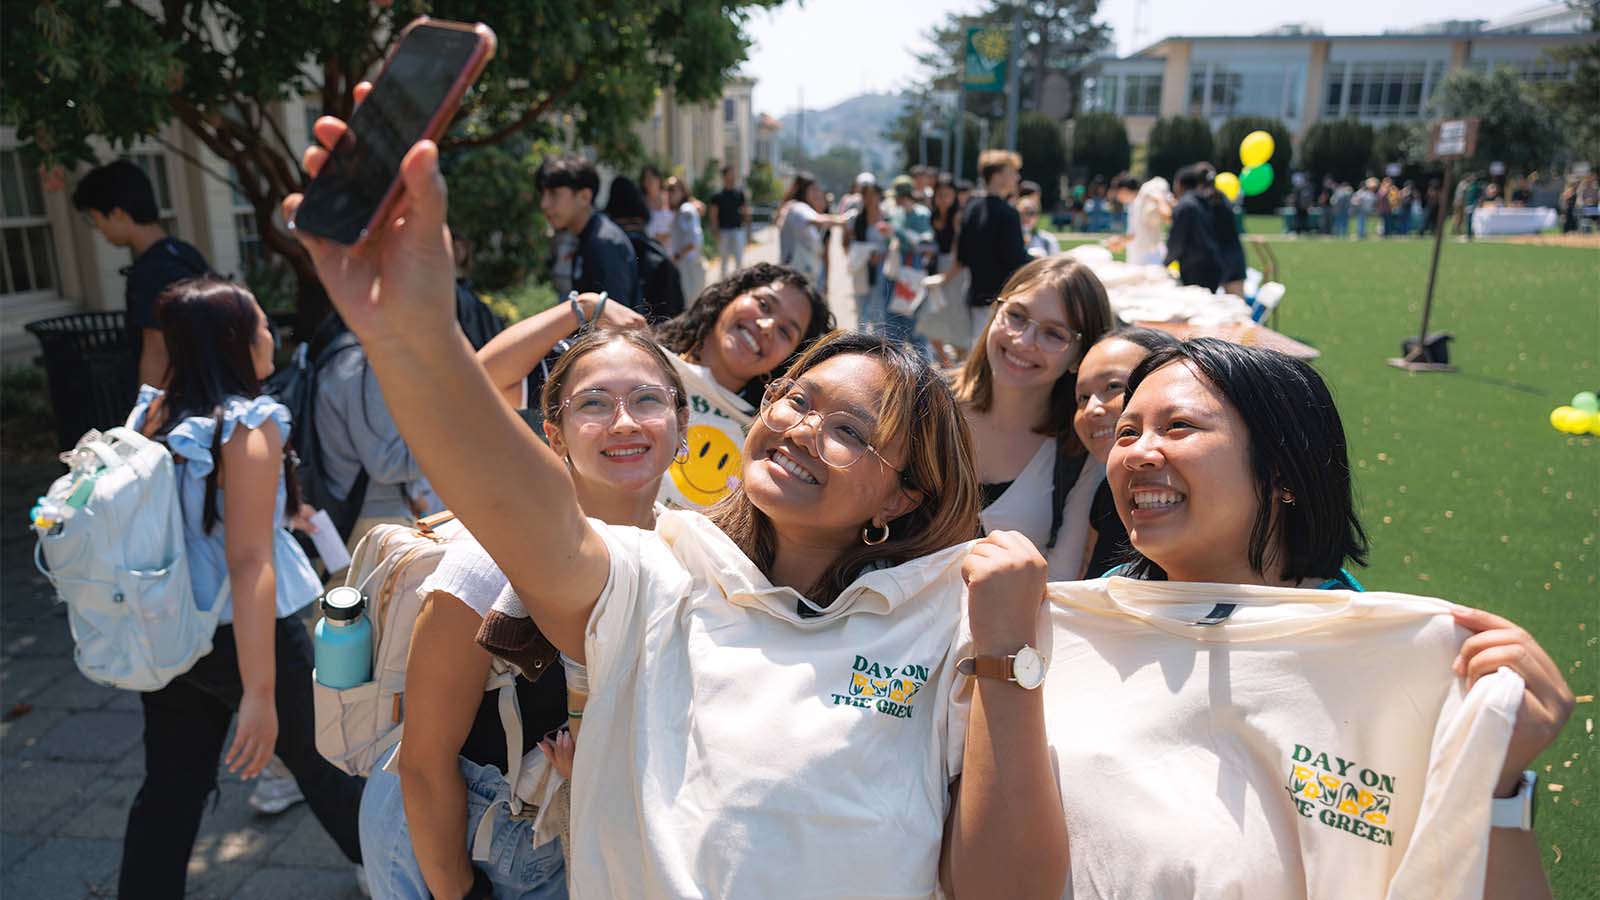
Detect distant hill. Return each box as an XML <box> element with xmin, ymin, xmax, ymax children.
<box><xmin>777</xmin><ymin>92</ymin><xmax>910</xmax><ymax>175</ymax></box>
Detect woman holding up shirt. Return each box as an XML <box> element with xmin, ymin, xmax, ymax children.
<box><xmin>288</xmin><ymin>104</ymin><xmax>1068</xmax><ymax>899</ymax></box>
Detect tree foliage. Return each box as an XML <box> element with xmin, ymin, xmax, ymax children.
<box><xmin>919</xmin><ymin>1</ymin><xmax>1111</xmax><ymax>122</ymax></box>
<box><xmin>889</xmin><ymin>95</ymin><xmax>983</xmax><ymax>178</ymax></box>
<box><xmin>1069</xmin><ymin>112</ymin><xmax>1129</xmax><ymax>182</ymax></box>
<box><xmin>1144</xmin><ymin>116</ymin><xmax>1213</xmax><ymax>183</ymax></box>
<box><xmin>1429</xmin><ymin>65</ymin><xmax>1566</xmax><ymax>174</ymax></box>
<box><xmin>1016</xmin><ymin>114</ymin><xmax>1068</xmax><ymax>210</ymax></box>
<box><xmin>747</xmin><ymin>160</ymin><xmax>779</xmax><ymax>205</ymax></box>
<box><xmin>1299</xmin><ymin>119</ymin><xmax>1375</xmax><ymax>186</ymax></box>
<box><xmin>804</xmin><ymin>145</ymin><xmax>867</xmax><ymax>197</ymax></box>
<box><xmin>2</xmin><ymin>0</ymin><xmax>776</xmax><ymax>326</ymax></box>
<box><xmin>1539</xmin><ymin>4</ymin><xmax>1600</xmax><ymax>164</ymax></box>
<box><xmin>1215</xmin><ymin>116</ymin><xmax>1293</xmax><ymax>212</ymax></box>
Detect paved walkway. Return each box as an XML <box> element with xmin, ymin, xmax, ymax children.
<box><xmin>0</xmin><ymin>226</ymin><xmax>854</xmax><ymax>898</ymax></box>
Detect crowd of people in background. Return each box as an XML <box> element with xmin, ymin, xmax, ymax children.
<box><xmin>59</xmin><ymin>96</ymin><xmax>1579</xmax><ymax>899</ymax></box>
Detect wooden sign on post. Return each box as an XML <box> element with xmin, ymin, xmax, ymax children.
<box><xmin>1390</xmin><ymin>117</ymin><xmax>1480</xmax><ymax>373</ymax></box>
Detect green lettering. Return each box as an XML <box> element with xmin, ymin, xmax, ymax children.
<box><xmin>1334</xmin><ymin>757</ymin><xmax>1355</xmax><ymax>777</ymax></box>
<box><xmin>1292</xmin><ymin>745</ymin><xmax>1312</xmax><ymax>763</ymax></box>
<box><xmin>853</xmin><ymin>656</ymin><xmax>870</xmax><ymax>673</ymax></box>
<box><xmin>1312</xmin><ymin>752</ymin><xmax>1333</xmax><ymax>772</ymax></box>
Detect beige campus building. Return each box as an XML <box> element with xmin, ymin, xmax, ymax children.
<box><xmin>1079</xmin><ymin>4</ymin><xmax>1594</xmax><ymax>149</ymax></box>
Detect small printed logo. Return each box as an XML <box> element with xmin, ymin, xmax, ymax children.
<box><xmin>1285</xmin><ymin>744</ymin><xmax>1396</xmax><ymax>846</ymax></box>
<box><xmin>833</xmin><ymin>655</ymin><xmax>928</xmax><ymax>719</ymax></box>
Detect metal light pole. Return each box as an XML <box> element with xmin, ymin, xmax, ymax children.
<box><xmin>1004</xmin><ymin>2</ymin><xmax>1023</xmax><ymax>151</ymax></box>
<box><xmin>953</xmin><ymin>93</ymin><xmax>966</xmax><ymax>179</ymax></box>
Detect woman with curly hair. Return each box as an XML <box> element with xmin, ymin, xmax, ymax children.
<box><xmin>478</xmin><ymin>262</ymin><xmax>833</xmax><ymax>509</ymax></box>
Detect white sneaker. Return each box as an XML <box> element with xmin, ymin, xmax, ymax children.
<box><xmin>247</xmin><ymin>768</ymin><xmax>305</xmax><ymax>815</ymax></box>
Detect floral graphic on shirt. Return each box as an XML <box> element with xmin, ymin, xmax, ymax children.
<box><xmin>1285</xmin><ymin>744</ymin><xmax>1396</xmax><ymax>846</ymax></box>
<box><xmin>832</xmin><ymin>655</ymin><xmax>928</xmax><ymax>720</ymax></box>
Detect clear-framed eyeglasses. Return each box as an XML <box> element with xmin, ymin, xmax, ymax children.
<box><xmin>560</xmin><ymin>385</ymin><xmax>679</xmax><ymax>426</ymax></box>
<box><xmin>995</xmin><ymin>300</ymin><xmax>1082</xmax><ymax>355</ymax></box>
<box><xmin>759</xmin><ymin>378</ymin><xmax>900</xmax><ymax>472</ymax></box>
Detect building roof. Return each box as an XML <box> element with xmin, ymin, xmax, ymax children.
<box><xmin>1127</xmin><ymin>27</ymin><xmax>1592</xmax><ymax>59</ymax></box>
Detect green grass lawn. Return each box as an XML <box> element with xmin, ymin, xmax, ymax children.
<box><xmin>1260</xmin><ymin>238</ymin><xmax>1598</xmax><ymax>892</ymax></box>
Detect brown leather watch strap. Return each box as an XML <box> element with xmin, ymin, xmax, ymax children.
<box><xmin>960</xmin><ymin>655</ymin><xmax>1014</xmax><ymax>681</ymax></box>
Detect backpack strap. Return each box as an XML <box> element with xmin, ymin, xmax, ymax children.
<box><xmin>469</xmin><ymin>665</ymin><xmax>527</xmax><ymax>863</ymax></box>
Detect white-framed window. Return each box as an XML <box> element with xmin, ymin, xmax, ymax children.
<box><xmin>1325</xmin><ymin>60</ymin><xmax>1448</xmax><ymax>120</ymax></box>
<box><xmin>229</xmin><ymin>166</ymin><xmax>266</xmax><ymax>273</ymax></box>
<box><xmin>1188</xmin><ymin>63</ymin><xmax>1303</xmax><ymax>122</ymax></box>
<box><xmin>1124</xmin><ymin>74</ymin><xmax>1163</xmax><ymax>116</ymax></box>
<box><xmin>121</xmin><ymin>151</ymin><xmax>178</xmax><ymax>233</ymax></box>
<box><xmin>0</xmin><ymin>149</ymin><xmax>62</xmax><ymax>301</ymax></box>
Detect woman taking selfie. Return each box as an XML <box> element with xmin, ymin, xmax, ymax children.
<box><xmin>477</xmin><ymin>263</ymin><xmax>831</xmax><ymax>510</ymax></box>
<box><xmin>952</xmin><ymin>256</ymin><xmax>1114</xmax><ymax>578</ymax></box>
<box><xmin>120</xmin><ymin>277</ymin><xmax>364</xmax><ymax>896</ymax></box>
<box><xmin>360</xmin><ymin>329</ymin><xmax>691</xmax><ymax>900</ymax></box>
<box><xmin>288</xmin><ymin>103</ymin><xmax>1068</xmax><ymax>898</ymax></box>
<box><xmin>1035</xmin><ymin>339</ymin><xmax>1573</xmax><ymax>899</ymax></box>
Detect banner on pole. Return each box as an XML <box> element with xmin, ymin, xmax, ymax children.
<box><xmin>964</xmin><ymin>27</ymin><xmax>1007</xmax><ymax>93</ymax></box>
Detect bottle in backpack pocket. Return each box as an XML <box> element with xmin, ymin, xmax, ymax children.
<box><xmin>314</xmin><ymin>586</ymin><xmax>373</xmax><ymax>688</ymax></box>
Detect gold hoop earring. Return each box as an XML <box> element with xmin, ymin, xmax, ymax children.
<box><xmin>1280</xmin><ymin>489</ymin><xmax>1296</xmax><ymax>505</ymax></box>
<box><xmin>673</xmin><ymin>440</ymin><xmax>690</xmax><ymax>464</ymax></box>
<box><xmin>862</xmin><ymin>522</ymin><xmax>890</xmax><ymax>545</ymax></box>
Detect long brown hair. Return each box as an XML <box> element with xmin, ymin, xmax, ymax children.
<box><xmin>952</xmin><ymin>256</ymin><xmax>1114</xmax><ymax>451</ymax></box>
<box><xmin>708</xmin><ymin>331</ymin><xmax>982</xmax><ymax>606</ymax></box>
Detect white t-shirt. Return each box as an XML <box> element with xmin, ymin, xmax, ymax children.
<box><xmin>779</xmin><ymin>201</ymin><xmax>824</xmax><ymax>283</ymax></box>
<box><xmin>979</xmin><ymin>438</ymin><xmax>1105</xmax><ymax>581</ymax></box>
<box><xmin>658</xmin><ymin>355</ymin><xmax>755</xmax><ymax>510</ymax></box>
<box><xmin>1040</xmin><ymin>577</ymin><xmax>1523</xmax><ymax>900</ymax></box>
<box><xmin>566</xmin><ymin>509</ymin><xmax>975</xmax><ymax>899</ymax></box>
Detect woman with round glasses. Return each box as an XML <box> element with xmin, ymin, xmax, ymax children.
<box><xmin>952</xmin><ymin>256</ymin><xmax>1115</xmax><ymax>578</ymax></box>
<box><xmin>359</xmin><ymin>329</ymin><xmax>691</xmax><ymax>900</ymax></box>
<box><xmin>289</xmin><ymin>102</ymin><xmax>1067</xmax><ymax>896</ymax></box>
<box><xmin>478</xmin><ymin>262</ymin><xmax>833</xmax><ymax>511</ymax></box>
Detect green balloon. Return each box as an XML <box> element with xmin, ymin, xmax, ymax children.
<box><xmin>1240</xmin><ymin>163</ymin><xmax>1275</xmax><ymax>197</ymax></box>
<box><xmin>1572</xmin><ymin>391</ymin><xmax>1599</xmax><ymax>413</ymax></box>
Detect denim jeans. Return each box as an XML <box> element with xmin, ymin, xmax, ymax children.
<box><xmin>716</xmin><ymin>227</ymin><xmax>746</xmax><ymax>278</ymax></box>
<box><xmin>360</xmin><ymin>746</ymin><xmax>566</xmax><ymax>900</ymax></box>
<box><xmin>118</xmin><ymin>616</ymin><xmax>365</xmax><ymax>899</ymax></box>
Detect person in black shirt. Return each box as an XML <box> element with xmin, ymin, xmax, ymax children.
<box><xmin>72</xmin><ymin>160</ymin><xmax>210</xmax><ymax>392</ymax></box>
<box><xmin>708</xmin><ymin>165</ymin><xmax>750</xmax><ymax>280</ymax></box>
<box><xmin>536</xmin><ymin>156</ymin><xmax>641</xmax><ymax>312</ymax></box>
<box><xmin>957</xmin><ymin>149</ymin><xmax>1030</xmax><ymax>342</ymax></box>
<box><xmin>1201</xmin><ymin>164</ymin><xmax>1246</xmax><ymax>297</ymax></box>
<box><xmin>1165</xmin><ymin>164</ymin><xmax>1223</xmax><ymax>293</ymax></box>
<box><xmin>604</xmin><ymin>176</ymin><xmax>686</xmax><ymax>321</ymax></box>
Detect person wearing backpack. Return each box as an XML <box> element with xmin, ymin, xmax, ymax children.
<box><xmin>119</xmin><ymin>276</ymin><xmax>366</xmax><ymax>897</ymax></box>
<box><xmin>358</xmin><ymin>328</ymin><xmax>690</xmax><ymax>900</ymax></box>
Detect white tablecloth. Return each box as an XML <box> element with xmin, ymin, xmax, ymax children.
<box><xmin>1472</xmin><ymin>206</ymin><xmax>1557</xmax><ymax>235</ymax></box>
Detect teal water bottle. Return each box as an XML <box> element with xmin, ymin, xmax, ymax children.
<box><xmin>314</xmin><ymin>586</ymin><xmax>373</xmax><ymax>688</ymax></box>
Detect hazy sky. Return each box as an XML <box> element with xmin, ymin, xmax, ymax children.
<box><xmin>744</xmin><ymin>0</ymin><xmax>1544</xmax><ymax>116</ymax></box>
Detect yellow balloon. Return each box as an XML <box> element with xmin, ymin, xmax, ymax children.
<box><xmin>1215</xmin><ymin>172</ymin><xmax>1241</xmax><ymax>202</ymax></box>
<box><xmin>1240</xmin><ymin>130</ymin><xmax>1275</xmax><ymax>168</ymax></box>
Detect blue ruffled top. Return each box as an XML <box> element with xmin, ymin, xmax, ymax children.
<box><xmin>128</xmin><ymin>386</ymin><xmax>322</xmax><ymax>623</ymax></box>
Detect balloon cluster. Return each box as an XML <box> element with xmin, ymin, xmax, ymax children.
<box><xmin>1549</xmin><ymin>391</ymin><xmax>1600</xmax><ymax>435</ymax></box>
<box><xmin>1215</xmin><ymin>131</ymin><xmax>1275</xmax><ymax>202</ymax></box>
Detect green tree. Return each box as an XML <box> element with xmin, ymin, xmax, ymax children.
<box><xmin>1369</xmin><ymin>121</ymin><xmax>1427</xmax><ymax>177</ymax></box>
<box><xmin>1144</xmin><ymin>116</ymin><xmax>1213</xmax><ymax>183</ymax></box>
<box><xmin>1016</xmin><ymin>114</ymin><xmax>1068</xmax><ymax>210</ymax></box>
<box><xmin>443</xmin><ymin>139</ymin><xmax>556</xmax><ymax>292</ymax></box>
<box><xmin>919</xmin><ymin>1</ymin><xmax>1111</xmax><ymax>121</ymax></box>
<box><xmin>1215</xmin><ymin>116</ymin><xmax>1293</xmax><ymax>212</ymax></box>
<box><xmin>1540</xmin><ymin>3</ymin><xmax>1600</xmax><ymax>164</ymax></box>
<box><xmin>3</xmin><ymin>0</ymin><xmax>777</xmax><ymax>328</ymax></box>
<box><xmin>747</xmin><ymin>160</ymin><xmax>779</xmax><ymax>205</ymax></box>
<box><xmin>691</xmin><ymin>157</ymin><xmax>722</xmax><ymax>204</ymax></box>
<box><xmin>804</xmin><ymin>144</ymin><xmax>867</xmax><ymax>196</ymax></box>
<box><xmin>1069</xmin><ymin>112</ymin><xmax>1129</xmax><ymax>181</ymax></box>
<box><xmin>1300</xmin><ymin>119</ymin><xmax>1375</xmax><ymax>186</ymax></box>
<box><xmin>1429</xmin><ymin>65</ymin><xmax>1565</xmax><ymax>174</ymax></box>
<box><xmin>889</xmin><ymin>94</ymin><xmax>983</xmax><ymax>177</ymax></box>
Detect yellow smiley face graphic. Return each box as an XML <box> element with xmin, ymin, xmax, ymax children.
<box><xmin>670</xmin><ymin>424</ymin><xmax>742</xmax><ymax>506</ymax></box>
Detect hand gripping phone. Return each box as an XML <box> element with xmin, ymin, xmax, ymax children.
<box><xmin>294</xmin><ymin>18</ymin><xmax>496</xmax><ymax>245</ymax></box>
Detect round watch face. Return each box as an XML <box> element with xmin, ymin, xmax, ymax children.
<box><xmin>1012</xmin><ymin>646</ymin><xmax>1045</xmax><ymax>690</ymax></box>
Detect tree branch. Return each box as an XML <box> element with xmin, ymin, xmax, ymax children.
<box><xmin>444</xmin><ymin>70</ymin><xmax>584</xmax><ymax>150</ymax></box>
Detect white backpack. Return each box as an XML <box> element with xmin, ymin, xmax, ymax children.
<box><xmin>313</xmin><ymin>513</ymin><xmax>531</xmax><ymax>807</ymax></box>
<box><xmin>33</xmin><ymin>428</ymin><xmax>223</xmax><ymax>691</ymax></box>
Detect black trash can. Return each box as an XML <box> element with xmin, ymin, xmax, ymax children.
<box><xmin>25</xmin><ymin>312</ymin><xmax>138</xmax><ymax>450</ymax></box>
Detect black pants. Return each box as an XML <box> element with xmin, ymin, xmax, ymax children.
<box><xmin>117</xmin><ymin>616</ymin><xmax>364</xmax><ymax>899</ymax></box>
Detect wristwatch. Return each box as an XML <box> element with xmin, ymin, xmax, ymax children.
<box><xmin>1490</xmin><ymin>769</ymin><xmax>1537</xmax><ymax>831</ymax></box>
<box><xmin>957</xmin><ymin>644</ymin><xmax>1046</xmax><ymax>690</ymax></box>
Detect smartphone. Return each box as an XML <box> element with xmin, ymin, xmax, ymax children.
<box><xmin>294</xmin><ymin>18</ymin><xmax>496</xmax><ymax>245</ymax></box>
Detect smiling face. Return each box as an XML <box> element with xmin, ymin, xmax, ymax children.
<box><xmin>983</xmin><ymin>286</ymin><xmax>1082</xmax><ymax>394</ymax></box>
<box><xmin>544</xmin><ymin>342</ymin><xmax>684</xmax><ymax>497</ymax></box>
<box><xmin>701</xmin><ymin>280</ymin><xmax>813</xmax><ymax>388</ymax></box>
<box><xmin>1073</xmin><ymin>337</ymin><xmax>1151</xmax><ymax>464</ymax></box>
<box><xmin>741</xmin><ymin>354</ymin><xmax>920</xmax><ymax>543</ymax></box>
<box><xmin>1107</xmin><ymin>360</ymin><xmax>1264</xmax><ymax>582</ymax></box>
